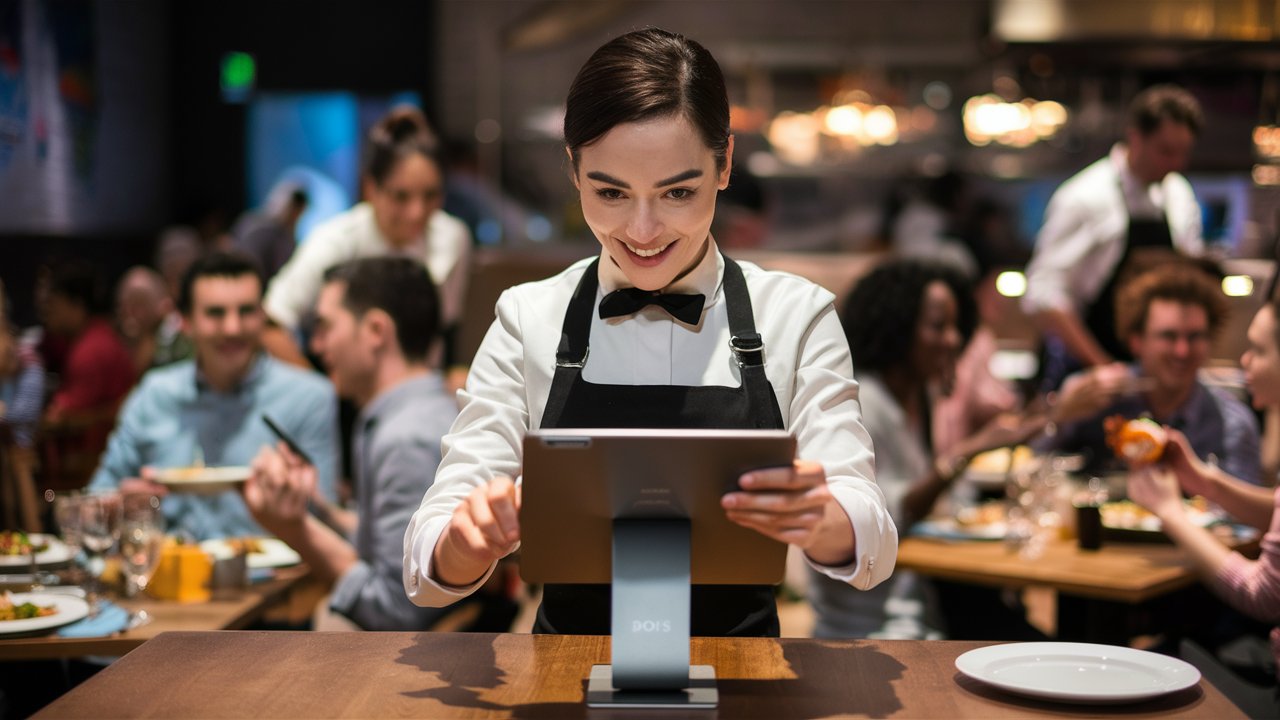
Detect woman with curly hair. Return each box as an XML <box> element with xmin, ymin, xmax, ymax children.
<box><xmin>808</xmin><ymin>258</ymin><xmax>1046</xmax><ymax>639</ymax></box>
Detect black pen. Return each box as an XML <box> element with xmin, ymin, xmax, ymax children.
<box><xmin>261</xmin><ymin>414</ymin><xmax>315</xmax><ymax>466</ymax></box>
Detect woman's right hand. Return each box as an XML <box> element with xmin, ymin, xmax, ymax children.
<box><xmin>1153</xmin><ymin>429</ymin><xmax>1215</xmax><ymax>499</ymax></box>
<box><xmin>432</xmin><ymin>475</ymin><xmax>522</xmax><ymax>588</ymax></box>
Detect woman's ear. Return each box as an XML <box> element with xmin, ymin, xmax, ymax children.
<box><xmin>718</xmin><ymin>135</ymin><xmax>735</xmax><ymax>190</ymax></box>
<box><xmin>566</xmin><ymin>146</ymin><xmax>579</xmax><ymax>190</ymax></box>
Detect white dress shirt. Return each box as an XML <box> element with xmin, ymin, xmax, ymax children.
<box><xmin>263</xmin><ymin>202</ymin><xmax>472</xmax><ymax>331</ymax></box>
<box><xmin>1022</xmin><ymin>143</ymin><xmax>1203</xmax><ymax>316</ymax></box>
<box><xmin>403</xmin><ymin>241</ymin><xmax>897</xmax><ymax>607</ymax></box>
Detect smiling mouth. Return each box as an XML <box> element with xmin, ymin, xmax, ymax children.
<box><xmin>623</xmin><ymin>241</ymin><xmax>672</xmax><ymax>258</ymax></box>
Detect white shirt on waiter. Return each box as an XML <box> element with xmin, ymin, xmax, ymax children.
<box><xmin>1022</xmin><ymin>143</ymin><xmax>1203</xmax><ymax>317</ymax></box>
<box><xmin>403</xmin><ymin>240</ymin><xmax>897</xmax><ymax>607</ymax></box>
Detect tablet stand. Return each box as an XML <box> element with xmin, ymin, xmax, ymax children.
<box><xmin>585</xmin><ymin>518</ymin><xmax>718</xmax><ymax>709</ymax></box>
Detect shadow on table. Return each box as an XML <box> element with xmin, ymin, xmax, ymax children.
<box><xmin>954</xmin><ymin>671</ymin><xmax>1207</xmax><ymax>714</ymax></box>
<box><xmin>393</xmin><ymin>634</ymin><xmax>582</xmax><ymax>718</ymax></box>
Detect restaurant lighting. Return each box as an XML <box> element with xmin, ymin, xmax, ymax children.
<box><xmin>824</xmin><ymin>104</ymin><xmax>863</xmax><ymax>136</ymax></box>
<box><xmin>1255</xmin><ymin>125</ymin><xmax>1280</xmax><ymax>161</ymax></box>
<box><xmin>1222</xmin><ymin>275</ymin><xmax>1255</xmax><ymax>298</ymax></box>
<box><xmin>995</xmin><ymin>271</ymin><xmax>1027</xmax><ymax>298</ymax></box>
<box><xmin>766</xmin><ymin>111</ymin><xmax>822</xmax><ymax>166</ymax></box>
<box><xmin>963</xmin><ymin>93</ymin><xmax>1068</xmax><ymax>148</ymax></box>
<box><xmin>863</xmin><ymin>105</ymin><xmax>899</xmax><ymax>145</ymax></box>
<box><xmin>1254</xmin><ymin>164</ymin><xmax>1280</xmax><ymax>186</ymax></box>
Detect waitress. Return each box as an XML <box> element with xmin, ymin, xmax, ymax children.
<box><xmin>404</xmin><ymin>28</ymin><xmax>896</xmax><ymax>636</ymax></box>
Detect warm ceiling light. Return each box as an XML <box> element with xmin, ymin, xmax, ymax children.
<box><xmin>824</xmin><ymin>104</ymin><xmax>863</xmax><ymax>136</ymax></box>
<box><xmin>1222</xmin><ymin>275</ymin><xmax>1255</xmax><ymax>297</ymax></box>
<box><xmin>863</xmin><ymin>105</ymin><xmax>899</xmax><ymax>145</ymax></box>
<box><xmin>995</xmin><ymin>271</ymin><xmax>1027</xmax><ymax>297</ymax></box>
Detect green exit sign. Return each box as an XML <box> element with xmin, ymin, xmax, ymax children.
<box><xmin>221</xmin><ymin>51</ymin><xmax>255</xmax><ymax>102</ymax></box>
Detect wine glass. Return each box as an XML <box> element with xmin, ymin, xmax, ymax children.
<box><xmin>47</xmin><ymin>490</ymin><xmax>86</xmax><ymax>585</ymax></box>
<box><xmin>79</xmin><ymin>492</ymin><xmax>123</xmax><ymax>604</ymax></box>
<box><xmin>120</xmin><ymin>495</ymin><xmax>163</xmax><ymax>598</ymax></box>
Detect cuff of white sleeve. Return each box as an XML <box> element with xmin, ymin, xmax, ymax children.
<box><xmin>804</xmin><ymin>484</ymin><xmax>897</xmax><ymax>590</ymax></box>
<box><xmin>405</xmin><ymin>516</ymin><xmax>497</xmax><ymax>604</ymax></box>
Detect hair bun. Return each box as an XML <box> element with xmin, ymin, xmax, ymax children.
<box><xmin>374</xmin><ymin>106</ymin><xmax>436</xmax><ymax>147</ymax></box>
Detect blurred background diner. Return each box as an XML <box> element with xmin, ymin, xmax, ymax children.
<box><xmin>1</xmin><ymin>0</ymin><xmax>1280</xmax><ymax>715</ymax></box>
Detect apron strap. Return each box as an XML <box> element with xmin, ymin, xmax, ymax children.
<box><xmin>722</xmin><ymin>257</ymin><xmax>765</xmax><ymax>368</ymax></box>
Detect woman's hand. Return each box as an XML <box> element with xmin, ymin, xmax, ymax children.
<box><xmin>1052</xmin><ymin>362</ymin><xmax>1135</xmax><ymax>424</ymax></box>
<box><xmin>1126</xmin><ymin>465</ymin><xmax>1186</xmax><ymax>520</ymax></box>
<box><xmin>722</xmin><ymin>460</ymin><xmax>850</xmax><ymax>564</ymax></box>
<box><xmin>1153</xmin><ymin>429</ymin><xmax>1215</xmax><ymax>499</ymax></box>
<box><xmin>432</xmin><ymin>476</ymin><xmax>521</xmax><ymax>587</ymax></box>
<box><xmin>244</xmin><ymin>442</ymin><xmax>315</xmax><ymax>535</ymax></box>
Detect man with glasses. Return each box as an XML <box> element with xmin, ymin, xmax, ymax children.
<box><xmin>1039</xmin><ymin>262</ymin><xmax>1261</xmax><ymax>482</ymax></box>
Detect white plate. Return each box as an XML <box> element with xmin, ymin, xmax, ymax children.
<box><xmin>200</xmin><ymin>537</ymin><xmax>301</xmax><ymax>569</ymax></box>
<box><xmin>956</xmin><ymin>642</ymin><xmax>1201</xmax><ymax>704</ymax></box>
<box><xmin>154</xmin><ymin>466</ymin><xmax>251</xmax><ymax>495</ymax></box>
<box><xmin>0</xmin><ymin>593</ymin><xmax>91</xmax><ymax>636</ymax></box>
<box><xmin>912</xmin><ymin>518</ymin><xmax>1007</xmax><ymax>541</ymax></box>
<box><xmin>0</xmin><ymin>534</ymin><xmax>75</xmax><ymax>568</ymax></box>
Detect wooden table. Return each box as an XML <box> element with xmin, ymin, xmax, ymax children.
<box><xmin>33</xmin><ymin>631</ymin><xmax>1243</xmax><ymax>718</ymax></box>
<box><xmin>0</xmin><ymin>567</ymin><xmax>312</xmax><ymax>660</ymax></box>
<box><xmin>897</xmin><ymin>535</ymin><xmax>1237</xmax><ymax>642</ymax></box>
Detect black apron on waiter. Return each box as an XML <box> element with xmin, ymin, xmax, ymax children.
<box><xmin>1082</xmin><ymin>208</ymin><xmax>1175</xmax><ymax>363</ymax></box>
<box><xmin>534</xmin><ymin>255</ymin><xmax>784</xmax><ymax>637</ymax></box>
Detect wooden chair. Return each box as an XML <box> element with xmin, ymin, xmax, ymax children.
<box><xmin>0</xmin><ymin>424</ymin><xmax>42</xmax><ymax>531</ymax></box>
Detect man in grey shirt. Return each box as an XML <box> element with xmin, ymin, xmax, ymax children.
<box><xmin>245</xmin><ymin>257</ymin><xmax>465</xmax><ymax>630</ymax></box>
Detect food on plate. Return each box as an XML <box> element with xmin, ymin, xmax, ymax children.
<box><xmin>1101</xmin><ymin>497</ymin><xmax>1211</xmax><ymax>530</ymax></box>
<box><xmin>1104</xmin><ymin>416</ymin><xmax>1168</xmax><ymax>463</ymax></box>
<box><xmin>0</xmin><ymin>531</ymin><xmax>49</xmax><ymax>557</ymax></box>
<box><xmin>225</xmin><ymin>537</ymin><xmax>264</xmax><ymax>555</ymax></box>
<box><xmin>955</xmin><ymin>502</ymin><xmax>1006</xmax><ymax>527</ymax></box>
<box><xmin>0</xmin><ymin>591</ymin><xmax>56</xmax><ymax>621</ymax></box>
<box><xmin>966</xmin><ymin>445</ymin><xmax>1035</xmax><ymax>475</ymax></box>
<box><xmin>162</xmin><ymin>466</ymin><xmax>208</xmax><ymax>481</ymax></box>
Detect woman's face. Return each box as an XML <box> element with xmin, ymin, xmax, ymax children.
<box><xmin>573</xmin><ymin>115</ymin><xmax>732</xmax><ymax>291</ymax></box>
<box><xmin>910</xmin><ymin>280</ymin><xmax>963</xmax><ymax>387</ymax></box>
<box><xmin>1241</xmin><ymin>305</ymin><xmax>1280</xmax><ymax>409</ymax></box>
<box><xmin>365</xmin><ymin>152</ymin><xmax>444</xmax><ymax>248</ymax></box>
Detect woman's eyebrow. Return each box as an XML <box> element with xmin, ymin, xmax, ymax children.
<box><xmin>585</xmin><ymin>171</ymin><xmax>629</xmax><ymax>188</ymax></box>
<box><xmin>654</xmin><ymin>169</ymin><xmax>702</xmax><ymax>187</ymax></box>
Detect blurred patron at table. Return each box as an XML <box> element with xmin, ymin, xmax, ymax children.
<box><xmin>807</xmin><ymin>260</ymin><xmax>1046</xmax><ymax>640</ymax></box>
<box><xmin>88</xmin><ymin>252</ymin><xmax>339</xmax><ymax>541</ymax></box>
<box><xmin>1124</xmin><ymin>291</ymin><xmax>1280</xmax><ymax>717</ymax></box>
<box><xmin>232</xmin><ymin>182</ymin><xmax>308</xmax><ymax>282</ymax></box>
<box><xmin>114</xmin><ymin>266</ymin><xmax>192</xmax><ymax>375</ymax></box>
<box><xmin>1023</xmin><ymin>85</ymin><xmax>1204</xmax><ymax>390</ymax></box>
<box><xmin>261</xmin><ymin>107</ymin><xmax>471</xmax><ymax>368</ymax></box>
<box><xmin>246</xmin><ymin>258</ymin><xmax>512</xmax><ymax>631</ymax></box>
<box><xmin>37</xmin><ymin>258</ymin><xmax>135</xmax><ymax>424</ymax></box>
<box><xmin>1039</xmin><ymin>263</ymin><xmax>1260</xmax><ymax>482</ymax></box>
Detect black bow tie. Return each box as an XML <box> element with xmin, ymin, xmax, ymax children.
<box><xmin>598</xmin><ymin>287</ymin><xmax>706</xmax><ymax>325</ymax></box>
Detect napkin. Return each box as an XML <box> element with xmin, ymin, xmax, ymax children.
<box><xmin>57</xmin><ymin>601</ymin><xmax>130</xmax><ymax>638</ymax></box>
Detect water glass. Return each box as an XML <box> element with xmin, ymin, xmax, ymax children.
<box><xmin>120</xmin><ymin>495</ymin><xmax>163</xmax><ymax>598</ymax></box>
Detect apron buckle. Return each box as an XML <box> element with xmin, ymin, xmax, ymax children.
<box><xmin>556</xmin><ymin>346</ymin><xmax>590</xmax><ymax>369</ymax></box>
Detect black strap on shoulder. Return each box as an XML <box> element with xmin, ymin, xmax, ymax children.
<box><xmin>722</xmin><ymin>257</ymin><xmax>765</xmax><ymax>368</ymax></box>
<box><xmin>555</xmin><ymin>258</ymin><xmax>599</xmax><ymax>367</ymax></box>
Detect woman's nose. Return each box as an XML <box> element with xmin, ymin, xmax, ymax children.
<box><xmin>626</xmin><ymin>204</ymin><xmax>663</xmax><ymax>244</ymax></box>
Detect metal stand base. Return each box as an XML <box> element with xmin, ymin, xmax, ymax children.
<box><xmin>586</xmin><ymin>664</ymin><xmax>718</xmax><ymax>708</ymax></box>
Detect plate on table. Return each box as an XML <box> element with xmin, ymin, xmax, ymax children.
<box><xmin>911</xmin><ymin>518</ymin><xmax>1007</xmax><ymax>541</ymax></box>
<box><xmin>201</xmin><ymin>537</ymin><xmax>301</xmax><ymax>569</ymax></box>
<box><xmin>154</xmin><ymin>466</ymin><xmax>251</xmax><ymax>495</ymax></box>
<box><xmin>960</xmin><ymin>446</ymin><xmax>1037</xmax><ymax>489</ymax></box>
<box><xmin>0</xmin><ymin>533</ymin><xmax>75</xmax><ymax>568</ymax></box>
<box><xmin>0</xmin><ymin>592</ymin><xmax>91</xmax><ymax>636</ymax></box>
<box><xmin>955</xmin><ymin>642</ymin><xmax>1200</xmax><ymax>704</ymax></box>
<box><xmin>1100</xmin><ymin>499</ymin><xmax>1219</xmax><ymax>544</ymax></box>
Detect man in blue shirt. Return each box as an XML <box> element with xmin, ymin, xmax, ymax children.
<box><xmin>90</xmin><ymin>252</ymin><xmax>339</xmax><ymax>540</ymax></box>
<box><xmin>1039</xmin><ymin>262</ymin><xmax>1260</xmax><ymax>482</ymax></box>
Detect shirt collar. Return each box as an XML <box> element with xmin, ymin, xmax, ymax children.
<box><xmin>1112</xmin><ymin>142</ymin><xmax>1167</xmax><ymax>210</ymax></box>
<box><xmin>595</xmin><ymin>236</ymin><xmax>724</xmax><ymax>305</ymax></box>
<box><xmin>356</xmin><ymin>373</ymin><xmax>442</xmax><ymax>432</ymax></box>
<box><xmin>193</xmin><ymin>352</ymin><xmax>268</xmax><ymax>394</ymax></box>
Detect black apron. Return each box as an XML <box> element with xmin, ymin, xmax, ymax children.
<box><xmin>534</xmin><ymin>255</ymin><xmax>784</xmax><ymax>637</ymax></box>
<box><xmin>1082</xmin><ymin>211</ymin><xmax>1174</xmax><ymax>363</ymax></box>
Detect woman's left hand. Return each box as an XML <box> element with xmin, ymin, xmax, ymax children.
<box><xmin>722</xmin><ymin>460</ymin><xmax>839</xmax><ymax>552</ymax></box>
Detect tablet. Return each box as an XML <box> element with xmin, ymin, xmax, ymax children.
<box><xmin>519</xmin><ymin>428</ymin><xmax>795</xmax><ymax>585</ymax></box>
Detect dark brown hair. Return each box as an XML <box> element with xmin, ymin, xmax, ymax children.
<box><xmin>365</xmin><ymin>106</ymin><xmax>441</xmax><ymax>187</ymax></box>
<box><xmin>1114</xmin><ymin>262</ymin><xmax>1226</xmax><ymax>341</ymax></box>
<box><xmin>322</xmin><ymin>257</ymin><xmax>439</xmax><ymax>363</ymax></box>
<box><xmin>564</xmin><ymin>28</ymin><xmax>730</xmax><ymax>173</ymax></box>
<box><xmin>1128</xmin><ymin>84</ymin><xmax>1203</xmax><ymax>137</ymax></box>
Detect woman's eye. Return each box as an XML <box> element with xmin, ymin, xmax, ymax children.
<box><xmin>667</xmin><ymin>188</ymin><xmax>694</xmax><ymax>200</ymax></box>
<box><xmin>595</xmin><ymin>188</ymin><xmax>625</xmax><ymax>201</ymax></box>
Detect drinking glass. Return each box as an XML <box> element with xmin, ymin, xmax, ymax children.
<box><xmin>79</xmin><ymin>492</ymin><xmax>123</xmax><ymax>601</ymax></box>
<box><xmin>47</xmin><ymin>490</ymin><xmax>86</xmax><ymax>584</ymax></box>
<box><xmin>120</xmin><ymin>495</ymin><xmax>163</xmax><ymax>598</ymax></box>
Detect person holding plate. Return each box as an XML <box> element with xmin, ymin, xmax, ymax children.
<box><xmin>89</xmin><ymin>252</ymin><xmax>339</xmax><ymax>541</ymax></box>
<box><xmin>404</xmin><ymin>27</ymin><xmax>896</xmax><ymax>636</ymax></box>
